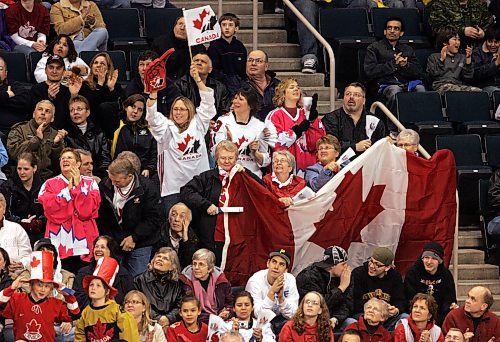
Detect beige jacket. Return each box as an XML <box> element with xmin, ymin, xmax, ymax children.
<box><xmin>50</xmin><ymin>0</ymin><xmax>105</xmax><ymax>39</ymax></box>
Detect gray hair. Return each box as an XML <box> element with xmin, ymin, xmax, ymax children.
<box><xmin>169</xmin><ymin>202</ymin><xmax>192</xmax><ymax>224</ymax></box>
<box><xmin>220</xmin><ymin>331</ymin><xmax>245</xmax><ymax>342</ymax></box>
<box><xmin>75</xmin><ymin>149</ymin><xmax>92</xmax><ymax>158</ymax></box>
<box><xmin>192</xmin><ymin>248</ymin><xmax>216</xmax><ymax>270</ymax></box>
<box><xmin>215</xmin><ymin>140</ymin><xmax>239</xmax><ymax>160</ymax></box>
<box><xmin>153</xmin><ymin>247</ymin><xmax>181</xmax><ymax>281</ymax></box>
<box><xmin>272</xmin><ymin>150</ymin><xmax>296</xmax><ymax>171</ymax></box>
<box><xmin>35</xmin><ymin>100</ymin><xmax>55</xmax><ymax>116</ymax></box>
<box><xmin>396</xmin><ymin>129</ymin><xmax>420</xmax><ymax>145</ymax></box>
<box><xmin>0</xmin><ymin>194</ymin><xmax>5</xmax><ymax>208</ymax></box>
<box><xmin>364</xmin><ymin>298</ymin><xmax>389</xmax><ymax>320</ymax></box>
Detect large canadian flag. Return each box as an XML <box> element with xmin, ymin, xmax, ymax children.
<box><xmin>221</xmin><ymin>139</ymin><xmax>457</xmax><ymax>286</ymax></box>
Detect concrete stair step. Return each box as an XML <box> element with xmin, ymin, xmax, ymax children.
<box><xmin>269</xmin><ymin>58</ymin><xmax>301</xmax><ymax>71</ymax></box>
<box><xmin>170</xmin><ymin>1</ymin><xmax>263</xmax><ymax>15</ymax></box>
<box><xmin>457</xmin><ymin>280</ymin><xmax>500</xmax><ymax>296</ymax></box>
<box><xmin>237</xmin><ymin>29</ymin><xmax>287</xmax><ymax>44</ymax></box>
<box><xmin>301</xmin><ymin>87</ymin><xmax>332</xmax><ymax>101</ymax></box>
<box><xmin>458</xmin><ymin>295</ymin><xmax>500</xmax><ymax>311</ymax></box>
<box><xmin>317</xmin><ymin>101</ymin><xmax>333</xmax><ymax>114</ymax></box>
<box><xmin>458</xmin><ymin>230</ymin><xmax>484</xmax><ymax>249</ymax></box>
<box><xmin>449</xmin><ymin>264</ymin><xmax>499</xmax><ymax>280</ymax></box>
<box><xmin>239</xmin><ymin>14</ymin><xmax>285</xmax><ymax>29</ymax></box>
<box><xmin>275</xmin><ymin>71</ymin><xmax>325</xmax><ymax>87</ymax></box>
<box><xmin>244</xmin><ymin>43</ymin><xmax>300</xmax><ymax>58</ymax></box>
<box><xmin>458</xmin><ymin>249</ymin><xmax>485</xmax><ymax>264</ymax></box>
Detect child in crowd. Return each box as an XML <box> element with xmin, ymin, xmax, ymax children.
<box><xmin>0</xmin><ymin>251</ymin><xmax>80</xmax><ymax>341</ymax></box>
<box><xmin>167</xmin><ymin>295</ymin><xmax>208</xmax><ymax>342</ymax></box>
<box><xmin>75</xmin><ymin>256</ymin><xmax>139</xmax><ymax>341</ymax></box>
<box><xmin>112</xmin><ymin>94</ymin><xmax>157</xmax><ymax>178</ymax></box>
<box><xmin>207</xmin><ymin>13</ymin><xmax>247</xmax><ymax>94</ymax></box>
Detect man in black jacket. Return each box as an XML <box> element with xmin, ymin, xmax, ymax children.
<box><xmin>322</xmin><ymin>82</ymin><xmax>386</xmax><ymax>155</ymax></box>
<box><xmin>364</xmin><ymin>17</ymin><xmax>424</xmax><ymax>116</ymax></box>
<box><xmin>175</xmin><ymin>52</ymin><xmax>231</xmax><ymax>119</ymax></box>
<box><xmin>296</xmin><ymin>246</ymin><xmax>354</xmax><ymax>330</ymax></box>
<box><xmin>351</xmin><ymin>246</ymin><xmax>407</xmax><ymax>331</ymax></box>
<box><xmin>98</xmin><ymin>157</ymin><xmax>161</xmax><ymax>277</ymax></box>
<box><xmin>65</xmin><ymin>95</ymin><xmax>111</xmax><ymax>179</ymax></box>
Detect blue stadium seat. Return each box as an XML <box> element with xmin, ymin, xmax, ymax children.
<box><xmin>485</xmin><ymin>134</ymin><xmax>500</xmax><ymax>168</ymax></box>
<box><xmin>436</xmin><ymin>134</ymin><xmax>492</xmax><ymax>214</ymax></box>
<box><xmin>0</xmin><ymin>51</ymin><xmax>29</xmax><ymax>83</ymax></box>
<box><xmin>444</xmin><ymin>91</ymin><xmax>500</xmax><ymax>134</ymax></box>
<box><xmin>144</xmin><ymin>8</ymin><xmax>182</xmax><ymax>43</ymax></box>
<box><xmin>101</xmin><ymin>9</ymin><xmax>149</xmax><ymax>51</ymax></box>
<box><xmin>319</xmin><ymin>8</ymin><xmax>375</xmax><ymax>84</ymax></box>
<box><xmin>396</xmin><ymin>92</ymin><xmax>453</xmax><ymax>153</ymax></box>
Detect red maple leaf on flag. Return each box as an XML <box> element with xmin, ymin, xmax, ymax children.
<box><xmin>309</xmin><ymin>167</ymin><xmax>386</xmax><ymax>249</ymax></box>
<box><xmin>193</xmin><ymin>9</ymin><xmax>209</xmax><ymax>30</ymax></box>
<box><xmin>177</xmin><ymin>134</ymin><xmax>193</xmax><ymax>152</ymax></box>
<box><xmin>30</xmin><ymin>256</ymin><xmax>40</xmax><ymax>268</ymax></box>
<box><xmin>235</xmin><ymin>136</ymin><xmax>248</xmax><ymax>149</ymax></box>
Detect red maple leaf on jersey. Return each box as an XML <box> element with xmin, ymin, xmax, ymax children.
<box><xmin>88</xmin><ymin>319</ymin><xmax>115</xmax><ymax>341</ymax></box>
<box><xmin>193</xmin><ymin>9</ymin><xmax>209</xmax><ymax>30</ymax></box>
<box><xmin>177</xmin><ymin>134</ymin><xmax>193</xmax><ymax>152</ymax></box>
<box><xmin>30</xmin><ymin>256</ymin><xmax>40</xmax><ymax>268</ymax></box>
<box><xmin>235</xmin><ymin>136</ymin><xmax>248</xmax><ymax>149</ymax></box>
<box><xmin>26</xmin><ymin>319</ymin><xmax>41</xmax><ymax>334</ymax></box>
<box><xmin>309</xmin><ymin>167</ymin><xmax>385</xmax><ymax>249</ymax></box>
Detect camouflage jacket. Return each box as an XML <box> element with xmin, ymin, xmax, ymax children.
<box><xmin>429</xmin><ymin>0</ymin><xmax>492</xmax><ymax>36</ymax></box>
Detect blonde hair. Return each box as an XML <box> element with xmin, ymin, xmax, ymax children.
<box><xmin>273</xmin><ymin>78</ymin><xmax>302</xmax><ymax>107</ymax></box>
<box><xmin>170</xmin><ymin>97</ymin><xmax>196</xmax><ymax>132</ymax></box>
<box><xmin>215</xmin><ymin>140</ymin><xmax>239</xmax><ymax>160</ymax></box>
<box><xmin>124</xmin><ymin>290</ymin><xmax>152</xmax><ymax>336</ymax></box>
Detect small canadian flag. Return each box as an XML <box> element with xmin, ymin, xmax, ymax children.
<box><xmin>183</xmin><ymin>5</ymin><xmax>221</xmax><ymax>46</ymax></box>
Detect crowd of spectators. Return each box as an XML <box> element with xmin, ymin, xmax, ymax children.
<box><xmin>0</xmin><ymin>1</ymin><xmax>499</xmax><ymax>341</ymax></box>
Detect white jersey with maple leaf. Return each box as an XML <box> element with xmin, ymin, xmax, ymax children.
<box><xmin>145</xmin><ymin>89</ymin><xmax>216</xmax><ymax>197</ymax></box>
<box><xmin>210</xmin><ymin>112</ymin><xmax>273</xmax><ymax>178</ymax></box>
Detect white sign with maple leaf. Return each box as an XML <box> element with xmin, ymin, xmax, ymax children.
<box><xmin>183</xmin><ymin>5</ymin><xmax>221</xmax><ymax>46</ymax></box>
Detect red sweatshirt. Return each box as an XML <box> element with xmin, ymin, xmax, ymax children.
<box><xmin>166</xmin><ymin>321</ymin><xmax>208</xmax><ymax>342</ymax></box>
<box><xmin>278</xmin><ymin>320</ymin><xmax>334</xmax><ymax>342</ymax></box>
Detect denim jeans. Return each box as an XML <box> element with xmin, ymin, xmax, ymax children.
<box><xmin>94</xmin><ymin>0</ymin><xmax>130</xmax><ymax>8</ymax></box>
<box><xmin>124</xmin><ymin>246</ymin><xmax>152</xmax><ymax>277</ymax></box>
<box><xmin>13</xmin><ymin>44</ymin><xmax>36</xmax><ymax>56</ymax></box>
<box><xmin>73</xmin><ymin>27</ymin><xmax>109</xmax><ymax>53</ymax></box>
<box><xmin>291</xmin><ymin>0</ymin><xmax>319</xmax><ymax>61</ymax></box>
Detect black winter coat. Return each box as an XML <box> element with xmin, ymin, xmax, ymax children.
<box><xmin>0</xmin><ymin>172</ymin><xmax>45</xmax><ymax>243</ymax></box>
<box><xmin>180</xmin><ymin>168</ymin><xmax>264</xmax><ymax>264</ymax></box>
<box><xmin>364</xmin><ymin>38</ymin><xmax>423</xmax><ymax>85</ymax></box>
<box><xmin>134</xmin><ymin>269</ymin><xmax>183</xmax><ymax>322</ymax></box>
<box><xmin>98</xmin><ymin>174</ymin><xmax>161</xmax><ymax>248</ymax></box>
<box><xmin>404</xmin><ymin>258</ymin><xmax>457</xmax><ymax>325</ymax></box>
<box><xmin>74</xmin><ymin>261</ymin><xmax>134</xmax><ymax>309</ymax></box>
<box><xmin>174</xmin><ymin>75</ymin><xmax>231</xmax><ymax>119</ymax></box>
<box><xmin>352</xmin><ymin>261</ymin><xmax>406</xmax><ymax>315</ymax></box>
<box><xmin>124</xmin><ymin>76</ymin><xmax>180</xmax><ymax>116</ymax></box>
<box><xmin>113</xmin><ymin>121</ymin><xmax>157</xmax><ymax>174</ymax></box>
<box><xmin>0</xmin><ymin>82</ymin><xmax>31</xmax><ymax>137</ymax></box>
<box><xmin>238</xmin><ymin>71</ymin><xmax>280</xmax><ymax>121</ymax></box>
<box><xmin>296</xmin><ymin>263</ymin><xmax>353</xmax><ymax>325</ymax></box>
<box><xmin>489</xmin><ymin>168</ymin><xmax>500</xmax><ymax>214</ymax></box>
<box><xmin>65</xmin><ymin>120</ymin><xmax>111</xmax><ymax>178</ymax></box>
<box><xmin>30</xmin><ymin>82</ymin><xmax>72</xmax><ymax>130</ymax></box>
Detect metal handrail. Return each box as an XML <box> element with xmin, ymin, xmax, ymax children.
<box><xmin>283</xmin><ymin>0</ymin><xmax>335</xmax><ymax>111</ymax></box>
<box><xmin>370</xmin><ymin>101</ymin><xmax>459</xmax><ymax>292</ymax></box>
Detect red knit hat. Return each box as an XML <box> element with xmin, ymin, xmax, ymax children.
<box><xmin>83</xmin><ymin>257</ymin><xmax>119</xmax><ymax>298</ymax></box>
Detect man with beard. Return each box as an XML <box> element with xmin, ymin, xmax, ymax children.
<box><xmin>364</xmin><ymin>17</ymin><xmax>424</xmax><ymax>116</ymax></box>
<box><xmin>322</xmin><ymin>82</ymin><xmax>386</xmax><ymax>155</ymax></box>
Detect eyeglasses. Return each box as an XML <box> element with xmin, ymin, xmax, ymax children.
<box><xmin>305</xmin><ymin>299</ymin><xmax>320</xmax><ymax>306</ymax></box>
<box><xmin>273</xmin><ymin>158</ymin><xmax>289</xmax><ymax>164</ymax></box>
<box><xmin>368</xmin><ymin>258</ymin><xmax>386</xmax><ymax>268</ymax></box>
<box><xmin>124</xmin><ymin>300</ymin><xmax>143</xmax><ymax>306</ymax></box>
<box><xmin>172</xmin><ymin>107</ymin><xmax>188</xmax><ymax>113</ymax></box>
<box><xmin>386</xmin><ymin>26</ymin><xmax>401</xmax><ymax>31</ymax></box>
<box><xmin>396</xmin><ymin>143</ymin><xmax>417</xmax><ymax>148</ymax></box>
<box><xmin>70</xmin><ymin>107</ymin><xmax>87</xmax><ymax>113</ymax></box>
<box><xmin>247</xmin><ymin>58</ymin><xmax>265</xmax><ymax>65</ymax></box>
<box><xmin>344</xmin><ymin>92</ymin><xmax>364</xmax><ymax>98</ymax></box>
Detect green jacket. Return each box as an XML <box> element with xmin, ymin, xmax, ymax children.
<box><xmin>7</xmin><ymin>119</ymin><xmax>65</xmax><ymax>180</ymax></box>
